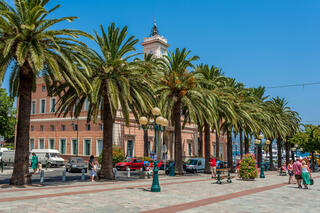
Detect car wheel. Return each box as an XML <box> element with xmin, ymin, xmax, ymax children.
<box><xmin>47</xmin><ymin>163</ymin><xmax>51</xmax><ymax>168</ymax></box>
<box><xmin>84</xmin><ymin>169</ymin><xmax>87</xmax><ymax>173</ymax></box>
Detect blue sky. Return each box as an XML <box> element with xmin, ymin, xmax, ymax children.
<box><xmin>2</xmin><ymin>0</ymin><xmax>320</xmax><ymax>123</ymax></box>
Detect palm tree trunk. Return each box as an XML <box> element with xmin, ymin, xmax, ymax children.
<box><xmin>239</xmin><ymin>128</ymin><xmax>243</xmax><ymax>159</ymax></box>
<box><xmin>291</xmin><ymin>151</ymin><xmax>295</xmax><ymax>162</ymax></box>
<box><xmin>144</xmin><ymin>129</ymin><xmax>149</xmax><ymax>157</ymax></box>
<box><xmin>173</xmin><ymin>100</ymin><xmax>183</xmax><ymax>175</ymax></box>
<box><xmin>198</xmin><ymin>126</ymin><xmax>203</xmax><ymax>157</ymax></box>
<box><xmin>269</xmin><ymin>140</ymin><xmax>275</xmax><ymax>170</ymax></box>
<box><xmin>244</xmin><ymin>135</ymin><xmax>249</xmax><ymax>154</ymax></box>
<box><xmin>277</xmin><ymin>137</ymin><xmax>282</xmax><ymax>169</ymax></box>
<box><xmin>204</xmin><ymin>121</ymin><xmax>211</xmax><ymax>173</ymax></box>
<box><xmin>10</xmin><ymin>64</ymin><xmax>33</xmax><ymax>185</ymax></box>
<box><xmin>311</xmin><ymin>152</ymin><xmax>315</xmax><ymax>172</ymax></box>
<box><xmin>99</xmin><ymin>94</ymin><xmax>114</xmax><ymax>180</ymax></box>
<box><xmin>226</xmin><ymin>129</ymin><xmax>234</xmax><ymax>172</ymax></box>
<box><xmin>285</xmin><ymin>141</ymin><xmax>290</xmax><ymax>166</ymax></box>
<box><xmin>215</xmin><ymin>131</ymin><xmax>220</xmax><ymax>160</ymax></box>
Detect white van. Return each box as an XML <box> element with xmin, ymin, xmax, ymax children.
<box><xmin>1</xmin><ymin>150</ymin><xmax>15</xmax><ymax>166</ymax></box>
<box><xmin>185</xmin><ymin>158</ymin><xmax>205</xmax><ymax>173</ymax></box>
<box><xmin>31</xmin><ymin>149</ymin><xmax>65</xmax><ymax>167</ymax></box>
<box><xmin>0</xmin><ymin>148</ymin><xmax>9</xmax><ymax>161</ymax></box>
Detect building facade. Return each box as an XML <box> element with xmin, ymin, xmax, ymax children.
<box><xmin>21</xmin><ymin>23</ymin><xmax>228</xmax><ymax>161</ymax></box>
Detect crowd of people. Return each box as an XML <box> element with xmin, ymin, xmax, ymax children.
<box><xmin>286</xmin><ymin>159</ymin><xmax>313</xmax><ymax>189</ymax></box>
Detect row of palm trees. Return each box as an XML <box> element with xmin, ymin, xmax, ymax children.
<box><xmin>0</xmin><ymin>0</ymin><xmax>300</xmax><ymax>185</ymax></box>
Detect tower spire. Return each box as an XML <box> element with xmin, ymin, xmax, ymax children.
<box><xmin>150</xmin><ymin>18</ymin><xmax>159</xmax><ymax>36</ymax></box>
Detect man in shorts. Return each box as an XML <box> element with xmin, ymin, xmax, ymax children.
<box><xmin>293</xmin><ymin>159</ymin><xmax>302</xmax><ymax>188</ymax></box>
<box><xmin>210</xmin><ymin>156</ymin><xmax>216</xmax><ymax>178</ymax></box>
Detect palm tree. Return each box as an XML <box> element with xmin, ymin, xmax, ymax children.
<box><xmin>0</xmin><ymin>0</ymin><xmax>91</xmax><ymax>185</ymax></box>
<box><xmin>85</xmin><ymin>24</ymin><xmax>155</xmax><ymax>179</ymax></box>
<box><xmin>55</xmin><ymin>23</ymin><xmax>155</xmax><ymax>180</ymax></box>
<box><xmin>156</xmin><ymin>48</ymin><xmax>199</xmax><ymax>175</ymax></box>
<box><xmin>194</xmin><ymin>64</ymin><xmax>226</xmax><ymax>173</ymax></box>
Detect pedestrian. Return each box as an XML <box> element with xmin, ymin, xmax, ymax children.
<box><xmin>293</xmin><ymin>159</ymin><xmax>303</xmax><ymax>188</ymax></box>
<box><xmin>301</xmin><ymin>160</ymin><xmax>311</xmax><ymax>189</ymax></box>
<box><xmin>287</xmin><ymin>160</ymin><xmax>295</xmax><ymax>184</ymax></box>
<box><xmin>30</xmin><ymin>152</ymin><xmax>38</xmax><ymax>175</ymax></box>
<box><xmin>210</xmin><ymin>156</ymin><xmax>216</xmax><ymax>178</ymax></box>
<box><xmin>88</xmin><ymin>155</ymin><xmax>97</xmax><ymax>182</ymax></box>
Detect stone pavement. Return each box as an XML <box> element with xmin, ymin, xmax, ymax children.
<box><xmin>0</xmin><ymin>171</ymin><xmax>319</xmax><ymax>213</ymax></box>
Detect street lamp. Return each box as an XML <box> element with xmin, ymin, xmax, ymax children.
<box><xmin>139</xmin><ymin>107</ymin><xmax>168</xmax><ymax>192</ymax></box>
<box><xmin>254</xmin><ymin>135</ymin><xmax>270</xmax><ymax>178</ymax></box>
<box><xmin>291</xmin><ymin>145</ymin><xmax>303</xmax><ymax>159</ymax></box>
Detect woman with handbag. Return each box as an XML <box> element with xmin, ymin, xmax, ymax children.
<box><xmin>30</xmin><ymin>152</ymin><xmax>38</xmax><ymax>175</ymax></box>
<box><xmin>301</xmin><ymin>160</ymin><xmax>311</xmax><ymax>189</ymax></box>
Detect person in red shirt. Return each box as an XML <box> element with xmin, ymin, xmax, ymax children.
<box><xmin>210</xmin><ymin>156</ymin><xmax>216</xmax><ymax>178</ymax></box>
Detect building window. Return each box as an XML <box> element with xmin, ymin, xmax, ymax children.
<box><xmin>50</xmin><ymin>125</ymin><xmax>55</xmax><ymax>131</ymax></box>
<box><xmin>61</xmin><ymin>125</ymin><xmax>66</xmax><ymax>131</ymax></box>
<box><xmin>86</xmin><ymin>124</ymin><xmax>90</xmax><ymax>131</ymax></box>
<box><xmin>84</xmin><ymin>139</ymin><xmax>91</xmax><ymax>155</ymax></box>
<box><xmin>40</xmin><ymin>99</ymin><xmax>46</xmax><ymax>113</ymax></box>
<box><xmin>49</xmin><ymin>139</ymin><xmax>55</xmax><ymax>149</ymax></box>
<box><xmin>31</xmin><ymin>125</ymin><xmax>34</xmax><ymax>131</ymax></box>
<box><xmin>213</xmin><ymin>144</ymin><xmax>216</xmax><ymax>157</ymax></box>
<box><xmin>39</xmin><ymin>138</ymin><xmax>44</xmax><ymax>149</ymax></box>
<box><xmin>71</xmin><ymin>139</ymin><xmax>78</xmax><ymax>155</ymax></box>
<box><xmin>97</xmin><ymin>139</ymin><xmax>103</xmax><ymax>156</ymax></box>
<box><xmin>40</xmin><ymin>125</ymin><xmax>44</xmax><ymax>131</ymax></box>
<box><xmin>31</xmin><ymin>101</ymin><xmax>36</xmax><ymax>114</ymax></box>
<box><xmin>188</xmin><ymin>143</ymin><xmax>192</xmax><ymax>156</ymax></box>
<box><xmin>99</xmin><ymin>123</ymin><xmax>103</xmax><ymax>131</ymax></box>
<box><xmin>42</xmin><ymin>85</ymin><xmax>46</xmax><ymax>92</ymax></box>
<box><xmin>127</xmin><ymin>140</ymin><xmax>134</xmax><ymax>158</ymax></box>
<box><xmin>50</xmin><ymin>98</ymin><xmax>56</xmax><ymax>113</ymax></box>
<box><xmin>220</xmin><ymin>144</ymin><xmax>223</xmax><ymax>159</ymax></box>
<box><xmin>73</xmin><ymin>124</ymin><xmax>78</xmax><ymax>131</ymax></box>
<box><xmin>60</xmin><ymin>139</ymin><xmax>66</xmax><ymax>154</ymax></box>
<box><xmin>30</xmin><ymin>139</ymin><xmax>34</xmax><ymax>151</ymax></box>
<box><xmin>84</xmin><ymin>98</ymin><xmax>89</xmax><ymax>111</ymax></box>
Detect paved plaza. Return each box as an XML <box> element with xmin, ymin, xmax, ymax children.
<box><xmin>0</xmin><ymin>171</ymin><xmax>319</xmax><ymax>213</ymax></box>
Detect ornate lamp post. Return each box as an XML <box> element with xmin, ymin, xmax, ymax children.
<box><xmin>254</xmin><ymin>134</ymin><xmax>271</xmax><ymax>178</ymax></box>
<box><xmin>291</xmin><ymin>144</ymin><xmax>303</xmax><ymax>160</ymax></box>
<box><xmin>139</xmin><ymin>107</ymin><xmax>168</xmax><ymax>192</ymax></box>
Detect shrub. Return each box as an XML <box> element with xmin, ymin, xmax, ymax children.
<box><xmin>239</xmin><ymin>154</ymin><xmax>258</xmax><ymax>180</ymax></box>
<box><xmin>142</xmin><ymin>156</ymin><xmax>153</xmax><ymax>162</ymax></box>
<box><xmin>98</xmin><ymin>146</ymin><xmax>125</xmax><ymax>166</ymax></box>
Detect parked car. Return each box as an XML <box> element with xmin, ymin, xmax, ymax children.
<box><xmin>116</xmin><ymin>158</ymin><xmax>144</xmax><ymax>171</ymax></box>
<box><xmin>165</xmin><ymin>161</ymin><xmax>187</xmax><ymax>174</ymax></box>
<box><xmin>216</xmin><ymin>160</ymin><xmax>227</xmax><ymax>168</ymax></box>
<box><xmin>31</xmin><ymin>149</ymin><xmax>65</xmax><ymax>167</ymax></box>
<box><xmin>0</xmin><ymin>148</ymin><xmax>9</xmax><ymax>161</ymax></box>
<box><xmin>2</xmin><ymin>149</ymin><xmax>65</xmax><ymax>167</ymax></box>
<box><xmin>1</xmin><ymin>150</ymin><xmax>15</xmax><ymax>166</ymax></box>
<box><xmin>65</xmin><ymin>157</ymin><xmax>87</xmax><ymax>173</ymax></box>
<box><xmin>185</xmin><ymin>158</ymin><xmax>205</xmax><ymax>173</ymax></box>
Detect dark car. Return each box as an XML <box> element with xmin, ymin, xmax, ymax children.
<box><xmin>65</xmin><ymin>157</ymin><xmax>87</xmax><ymax>173</ymax></box>
<box><xmin>165</xmin><ymin>161</ymin><xmax>187</xmax><ymax>174</ymax></box>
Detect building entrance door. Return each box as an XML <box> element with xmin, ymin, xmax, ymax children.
<box><xmin>127</xmin><ymin>140</ymin><xmax>133</xmax><ymax>157</ymax></box>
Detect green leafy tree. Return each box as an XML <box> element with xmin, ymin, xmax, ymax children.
<box><xmin>0</xmin><ymin>0</ymin><xmax>91</xmax><ymax>185</ymax></box>
<box><xmin>0</xmin><ymin>88</ymin><xmax>16</xmax><ymax>143</ymax></box>
<box><xmin>290</xmin><ymin>125</ymin><xmax>320</xmax><ymax>171</ymax></box>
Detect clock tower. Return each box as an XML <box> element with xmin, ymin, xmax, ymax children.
<box><xmin>141</xmin><ymin>20</ymin><xmax>169</xmax><ymax>58</ymax></box>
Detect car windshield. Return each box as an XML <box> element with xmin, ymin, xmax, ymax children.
<box><xmin>0</xmin><ymin>152</ymin><xmax>2</xmax><ymax>157</ymax></box>
<box><xmin>124</xmin><ymin>159</ymin><xmax>131</xmax><ymax>162</ymax></box>
<box><xmin>187</xmin><ymin>159</ymin><xmax>198</xmax><ymax>165</ymax></box>
<box><xmin>50</xmin><ymin>153</ymin><xmax>60</xmax><ymax>158</ymax></box>
<box><xmin>70</xmin><ymin>158</ymin><xmax>83</xmax><ymax>163</ymax></box>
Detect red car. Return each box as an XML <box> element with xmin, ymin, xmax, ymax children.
<box><xmin>115</xmin><ymin>158</ymin><xmax>165</xmax><ymax>171</ymax></box>
<box><xmin>116</xmin><ymin>158</ymin><xmax>144</xmax><ymax>171</ymax></box>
